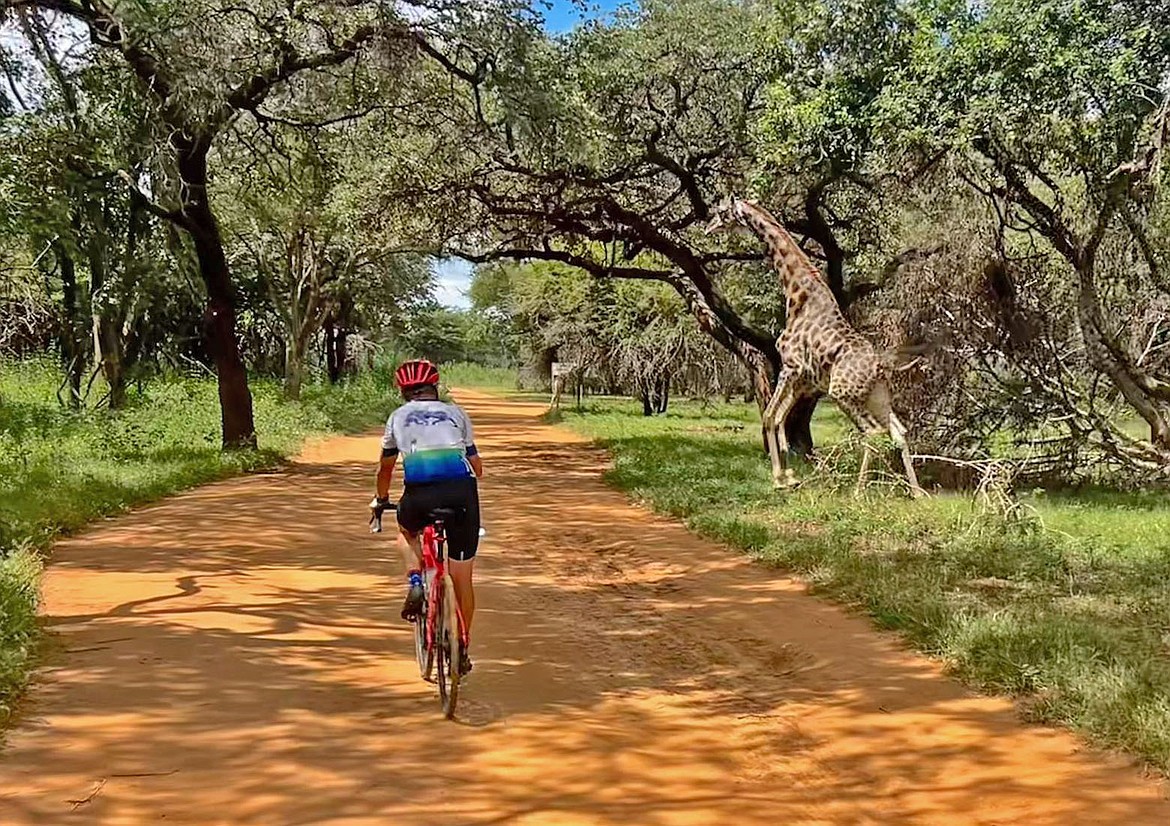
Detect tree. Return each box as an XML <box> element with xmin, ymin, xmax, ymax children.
<box><xmin>361</xmin><ymin>0</ymin><xmax>828</xmax><ymax>449</ymax></box>
<box><xmin>0</xmin><ymin>21</ymin><xmax>197</xmax><ymax>407</ymax></box>
<box><xmin>884</xmin><ymin>0</ymin><xmax>1170</xmax><ymax>466</ymax></box>
<box><xmin>470</xmin><ymin>258</ymin><xmax>749</xmax><ymax>411</ymax></box>
<box><xmin>221</xmin><ymin>128</ymin><xmax>430</xmax><ymax>398</ymax></box>
<box><xmin>2</xmin><ymin>0</ymin><xmax>421</xmax><ymax>445</ymax></box>
<box><xmin>368</xmin><ymin>0</ymin><xmax>947</xmax><ymax>455</ymax></box>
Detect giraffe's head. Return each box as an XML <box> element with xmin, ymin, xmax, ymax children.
<box><xmin>704</xmin><ymin>196</ymin><xmax>754</xmax><ymax>235</ymax></box>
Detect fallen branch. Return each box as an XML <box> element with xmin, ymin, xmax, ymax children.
<box><xmin>67</xmin><ymin>778</ymin><xmax>106</xmax><ymax>811</ymax></box>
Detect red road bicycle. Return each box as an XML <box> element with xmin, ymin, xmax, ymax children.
<box><xmin>370</xmin><ymin>501</ymin><xmax>467</xmax><ymax>719</ymax></box>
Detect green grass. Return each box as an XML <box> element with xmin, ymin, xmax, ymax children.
<box><xmin>556</xmin><ymin>395</ymin><xmax>1170</xmax><ymax>771</ymax></box>
<box><xmin>0</xmin><ymin>546</ymin><xmax>39</xmax><ymax>725</ymax></box>
<box><xmin>441</xmin><ymin>362</ymin><xmax>520</xmax><ymax>390</ymax></box>
<box><xmin>0</xmin><ymin>356</ymin><xmax>399</xmax><ymax>724</ymax></box>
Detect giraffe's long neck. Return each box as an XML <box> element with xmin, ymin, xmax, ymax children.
<box><xmin>738</xmin><ymin>201</ymin><xmax>827</xmax><ymax>301</ymax></box>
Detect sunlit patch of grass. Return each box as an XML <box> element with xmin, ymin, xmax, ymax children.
<box><xmin>440</xmin><ymin>362</ymin><xmax>519</xmax><ymax>390</ymax></box>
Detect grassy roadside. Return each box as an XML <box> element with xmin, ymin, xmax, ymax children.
<box><xmin>0</xmin><ymin>357</ymin><xmax>400</xmax><ymax>725</ymax></box>
<box><xmin>441</xmin><ymin>362</ymin><xmax>522</xmax><ymax>391</ymax></box>
<box><xmin>549</xmin><ymin>395</ymin><xmax>1170</xmax><ymax>771</ymax></box>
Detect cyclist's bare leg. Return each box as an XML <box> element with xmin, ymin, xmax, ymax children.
<box><xmin>397</xmin><ymin>529</ymin><xmax>422</xmax><ymax>572</ymax></box>
<box><xmin>448</xmin><ymin>558</ymin><xmax>475</xmax><ymax>635</ymax></box>
<box><xmin>397</xmin><ymin>529</ymin><xmax>425</xmax><ymax>621</ymax></box>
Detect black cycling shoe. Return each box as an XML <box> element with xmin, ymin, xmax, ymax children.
<box><xmin>400</xmin><ymin>582</ymin><xmax>425</xmax><ymax>622</ymax></box>
<box><xmin>459</xmin><ymin>648</ymin><xmax>473</xmax><ymax>676</ymax></box>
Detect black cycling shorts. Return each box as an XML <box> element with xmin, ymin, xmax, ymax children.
<box><xmin>396</xmin><ymin>477</ymin><xmax>481</xmax><ymax>561</ymax></box>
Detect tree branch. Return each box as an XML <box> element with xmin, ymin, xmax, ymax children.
<box><xmin>460</xmin><ymin>246</ymin><xmax>675</xmax><ymax>283</ymax></box>
<box><xmin>221</xmin><ymin>23</ymin><xmax>394</xmax><ymax>128</ymax></box>
<box><xmin>116</xmin><ymin>169</ymin><xmax>193</xmax><ymax>231</ymax></box>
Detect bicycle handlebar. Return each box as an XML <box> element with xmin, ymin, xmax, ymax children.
<box><xmin>369</xmin><ymin>497</ymin><xmax>396</xmax><ymax>534</ymax></box>
<box><xmin>369</xmin><ymin>498</ymin><xmax>487</xmax><ymax>537</ymax></box>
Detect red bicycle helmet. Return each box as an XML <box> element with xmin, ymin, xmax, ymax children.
<box><xmin>395</xmin><ymin>358</ymin><xmax>440</xmax><ymax>389</ymax></box>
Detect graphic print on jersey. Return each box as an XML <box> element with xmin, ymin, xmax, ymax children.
<box><xmin>383</xmin><ymin>401</ymin><xmax>475</xmax><ymax>485</ymax></box>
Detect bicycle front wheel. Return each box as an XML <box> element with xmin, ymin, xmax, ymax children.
<box><xmin>414</xmin><ymin>593</ymin><xmax>433</xmax><ymax>681</ymax></box>
<box><xmin>435</xmin><ymin>575</ymin><xmax>461</xmax><ymax>719</ymax></box>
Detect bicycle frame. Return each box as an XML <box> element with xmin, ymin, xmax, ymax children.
<box><xmin>419</xmin><ymin>520</ymin><xmax>468</xmax><ymax>662</ymax></box>
<box><xmin>370</xmin><ymin>499</ymin><xmax>469</xmax><ymax>715</ymax></box>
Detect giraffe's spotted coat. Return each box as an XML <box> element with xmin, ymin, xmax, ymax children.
<box><xmin>711</xmin><ymin>198</ymin><xmax>923</xmax><ymax>494</ymax></box>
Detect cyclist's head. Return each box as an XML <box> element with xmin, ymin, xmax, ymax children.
<box><xmin>395</xmin><ymin>358</ymin><xmax>440</xmax><ymax>400</ymax></box>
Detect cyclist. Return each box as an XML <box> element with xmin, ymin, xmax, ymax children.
<box><xmin>372</xmin><ymin>359</ymin><xmax>483</xmax><ymax>675</ymax></box>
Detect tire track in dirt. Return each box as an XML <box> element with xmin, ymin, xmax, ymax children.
<box><xmin>1</xmin><ymin>388</ymin><xmax>1166</xmax><ymax>824</ymax></box>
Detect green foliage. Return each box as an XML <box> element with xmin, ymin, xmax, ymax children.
<box><xmin>440</xmin><ymin>362</ymin><xmax>519</xmax><ymax>390</ymax></box>
<box><xmin>218</xmin><ymin>126</ymin><xmax>434</xmax><ymax>389</ymax></box>
<box><xmin>398</xmin><ymin>307</ymin><xmax>479</xmax><ymax>365</ymax></box>
<box><xmin>470</xmin><ymin>259</ymin><xmax>745</xmax><ymax>398</ymax></box>
<box><xmin>0</xmin><ymin>357</ymin><xmax>396</xmax><ymax>553</ymax></box>
<box><xmin>0</xmin><ymin>33</ymin><xmax>198</xmax><ymax>385</ymax></box>
<box><xmin>561</xmin><ymin>396</ymin><xmax>1170</xmax><ymax>769</ymax></box>
<box><xmin>885</xmin><ymin>0</ymin><xmax>1170</xmax><ymax>166</ymax></box>
<box><xmin>0</xmin><ymin>545</ymin><xmax>40</xmax><ymax>727</ymax></box>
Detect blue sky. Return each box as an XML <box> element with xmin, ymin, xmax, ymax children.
<box><xmin>430</xmin><ymin>0</ymin><xmax>626</xmax><ymax>310</ymax></box>
<box><xmin>540</xmin><ymin>0</ymin><xmax>624</xmax><ymax>31</ymax></box>
<box><xmin>431</xmin><ymin>258</ymin><xmax>477</xmax><ymax>309</ymax></box>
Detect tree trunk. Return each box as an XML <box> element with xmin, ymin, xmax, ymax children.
<box><xmin>285</xmin><ymin>340</ymin><xmax>305</xmax><ymax>401</ymax></box>
<box><xmin>804</xmin><ymin>185</ymin><xmax>849</xmax><ymax>308</ymax></box>
<box><xmin>104</xmin><ymin>197</ymin><xmax>148</xmax><ymax>409</ymax></box>
<box><xmin>177</xmin><ymin>136</ymin><xmax>256</xmax><ymax>449</ymax></box>
<box><xmin>96</xmin><ymin>319</ymin><xmax>127</xmax><ymax>408</ymax></box>
<box><xmin>88</xmin><ymin>216</ymin><xmax>128</xmax><ymax>409</ymax></box>
<box><xmin>54</xmin><ymin>241</ymin><xmax>84</xmax><ymax>408</ymax></box>
<box><xmin>1076</xmin><ymin>253</ymin><xmax>1170</xmax><ymax>449</ymax></box>
<box><xmin>654</xmin><ymin>377</ymin><xmax>670</xmax><ymax>414</ymax></box>
<box><xmin>82</xmin><ymin>198</ymin><xmax>131</xmax><ymax>409</ymax></box>
<box><xmin>336</xmin><ymin>328</ymin><xmax>350</xmax><ymax>379</ymax></box>
<box><xmin>784</xmin><ymin>395</ymin><xmax>819</xmax><ymax>459</ymax></box>
<box><xmin>324</xmin><ymin>315</ymin><xmax>344</xmax><ymax>384</ymax></box>
<box><xmin>641</xmin><ymin>391</ymin><xmax>653</xmax><ymax>417</ymax></box>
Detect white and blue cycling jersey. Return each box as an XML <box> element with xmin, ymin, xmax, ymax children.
<box><xmin>381</xmin><ymin>400</ymin><xmax>478</xmax><ymax>485</ymax></box>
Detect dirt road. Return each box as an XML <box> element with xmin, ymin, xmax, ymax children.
<box><xmin>1</xmin><ymin>389</ymin><xmax>1167</xmax><ymax>824</ymax></box>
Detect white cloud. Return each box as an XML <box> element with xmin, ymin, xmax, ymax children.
<box><xmin>431</xmin><ymin>257</ymin><xmax>474</xmax><ymax>309</ymax></box>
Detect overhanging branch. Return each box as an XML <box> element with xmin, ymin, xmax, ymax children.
<box><xmin>116</xmin><ymin>170</ymin><xmax>194</xmax><ymax>231</ymax></box>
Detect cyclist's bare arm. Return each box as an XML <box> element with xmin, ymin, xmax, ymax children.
<box><xmin>377</xmin><ymin>451</ymin><xmax>398</xmax><ymax>499</ymax></box>
<box><xmin>461</xmin><ymin>406</ymin><xmax>482</xmax><ymax>478</ymax></box>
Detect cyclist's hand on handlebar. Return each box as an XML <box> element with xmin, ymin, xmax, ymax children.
<box><xmin>369</xmin><ymin>495</ymin><xmax>395</xmax><ymax>533</ymax></box>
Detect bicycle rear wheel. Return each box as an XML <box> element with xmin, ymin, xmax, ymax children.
<box><xmin>435</xmin><ymin>575</ymin><xmax>461</xmax><ymax>719</ymax></box>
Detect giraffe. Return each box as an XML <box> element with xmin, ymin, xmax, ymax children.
<box><xmin>706</xmin><ymin>197</ymin><xmax>924</xmax><ymax>496</ymax></box>
<box><xmin>549</xmin><ymin>361</ymin><xmax>581</xmax><ymax>409</ymax></box>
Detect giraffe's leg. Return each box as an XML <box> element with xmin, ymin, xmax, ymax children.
<box><xmin>762</xmin><ymin>370</ymin><xmax>799</xmax><ymax>489</ymax></box>
<box><xmin>764</xmin><ymin>420</ymin><xmax>786</xmax><ymax>488</ymax></box>
<box><xmin>855</xmin><ymin>442</ymin><xmax>875</xmax><ymax>498</ymax></box>
<box><xmin>836</xmin><ymin>397</ymin><xmax>882</xmax><ymax>496</ymax></box>
<box><xmin>771</xmin><ymin>393</ymin><xmax>801</xmax><ymax>489</ymax></box>
<box><xmin>762</xmin><ymin>385</ymin><xmax>788</xmax><ymax>487</ymax></box>
<box><xmin>889</xmin><ymin>413</ymin><xmax>925</xmax><ymax>498</ymax></box>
